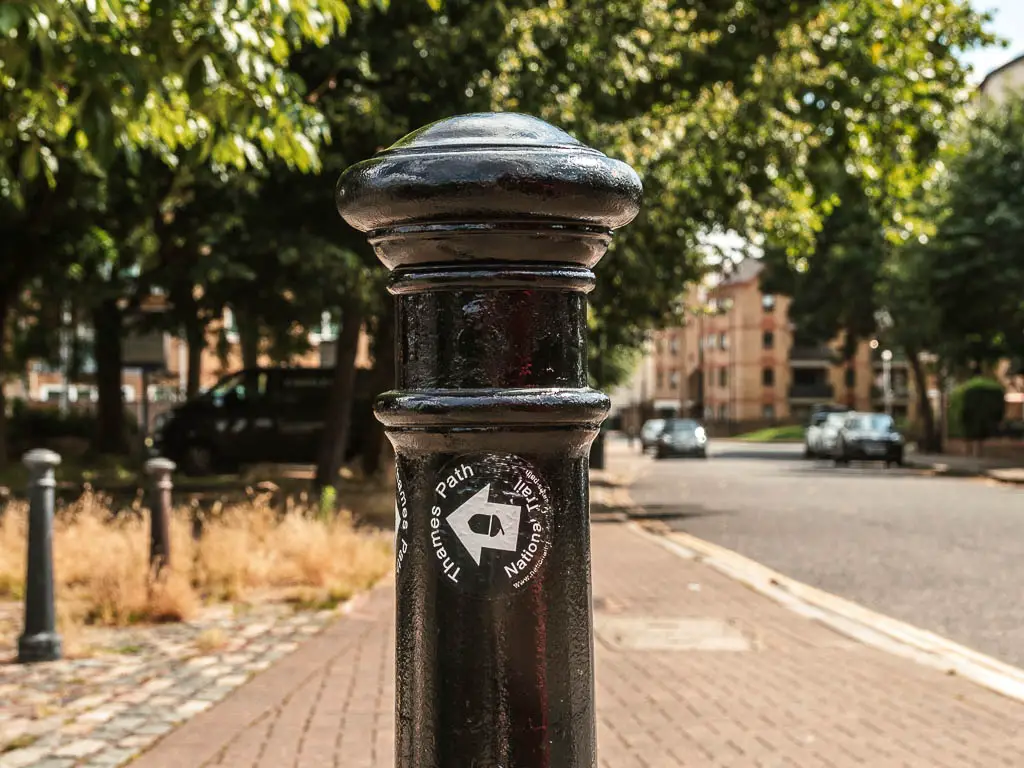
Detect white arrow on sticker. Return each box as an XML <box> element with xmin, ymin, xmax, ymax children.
<box><xmin>446</xmin><ymin>484</ymin><xmax>522</xmax><ymax>566</ymax></box>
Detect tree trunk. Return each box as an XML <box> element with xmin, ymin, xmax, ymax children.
<box><xmin>236</xmin><ymin>310</ymin><xmax>260</xmax><ymax>370</ymax></box>
<box><xmin>0</xmin><ymin>291</ymin><xmax>10</xmax><ymax>469</ymax></box>
<box><xmin>315</xmin><ymin>298</ymin><xmax>364</xmax><ymax>498</ymax></box>
<box><xmin>907</xmin><ymin>347</ymin><xmax>939</xmax><ymax>453</ymax></box>
<box><xmin>361</xmin><ymin>304</ymin><xmax>396</xmax><ymax>478</ymax></box>
<box><xmin>93</xmin><ymin>298</ymin><xmax>127</xmax><ymax>455</ymax></box>
<box><xmin>185</xmin><ymin>315</ymin><xmax>205</xmax><ymax>398</ymax></box>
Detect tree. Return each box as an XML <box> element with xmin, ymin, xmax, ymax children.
<box><xmin>926</xmin><ymin>98</ymin><xmax>1024</xmax><ymax>371</ymax></box>
<box><xmin>0</xmin><ymin>0</ymin><xmax>374</xmax><ymax>466</ymax></box>
<box><xmin>484</xmin><ymin>0</ymin><xmax>994</xmax><ymax>388</ymax></box>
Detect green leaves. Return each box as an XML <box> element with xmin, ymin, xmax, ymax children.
<box><xmin>1</xmin><ymin>0</ymin><xmax>362</xmax><ymax>204</ymax></box>
<box><xmin>0</xmin><ymin>5</ymin><xmax>21</xmax><ymax>35</ymax></box>
<box><xmin>924</xmin><ymin>97</ymin><xmax>1024</xmax><ymax>367</ymax></box>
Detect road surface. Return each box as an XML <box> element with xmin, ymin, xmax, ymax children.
<box><xmin>625</xmin><ymin>439</ymin><xmax>1024</xmax><ymax>667</ymax></box>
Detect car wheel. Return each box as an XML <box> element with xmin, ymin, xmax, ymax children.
<box><xmin>698</xmin><ymin>449</ymin><xmax>708</xmax><ymax>459</ymax></box>
<box><xmin>655</xmin><ymin>448</ymin><xmax>666</xmax><ymax>460</ymax></box>
<box><xmin>833</xmin><ymin>442</ymin><xmax>849</xmax><ymax>466</ymax></box>
<box><xmin>182</xmin><ymin>444</ymin><xmax>216</xmax><ymax>477</ymax></box>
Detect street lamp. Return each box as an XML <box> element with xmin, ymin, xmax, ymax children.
<box><xmin>881</xmin><ymin>349</ymin><xmax>894</xmax><ymax>417</ymax></box>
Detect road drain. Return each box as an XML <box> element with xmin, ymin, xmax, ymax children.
<box><xmin>594</xmin><ymin>616</ymin><xmax>753</xmax><ymax>652</ymax></box>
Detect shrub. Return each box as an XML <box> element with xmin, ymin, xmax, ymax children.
<box><xmin>9</xmin><ymin>407</ymin><xmax>98</xmax><ymax>443</ymax></box>
<box><xmin>949</xmin><ymin>377</ymin><xmax>1005</xmax><ymax>445</ymax></box>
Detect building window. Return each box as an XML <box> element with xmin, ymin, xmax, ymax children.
<box><xmin>762</xmin><ymin>367</ymin><xmax>775</xmax><ymax>386</ymax></box>
<box><xmin>669</xmin><ymin>370</ymin><xmax>680</xmax><ymax>389</ymax></box>
<box><xmin>670</xmin><ymin>337</ymin><xmax>679</xmax><ymax>355</ymax></box>
<box><xmin>844</xmin><ymin>368</ymin><xmax>856</xmax><ymax>388</ymax></box>
<box><xmin>762</xmin><ymin>294</ymin><xmax>776</xmax><ymax>312</ymax></box>
<box><xmin>718</xmin><ymin>368</ymin><xmax>728</xmax><ymax>387</ymax></box>
<box><xmin>763</xmin><ymin>404</ymin><xmax>775</xmax><ymax>419</ymax></box>
<box><xmin>762</xmin><ymin>330</ymin><xmax>774</xmax><ymax>350</ymax></box>
<box><xmin>718</xmin><ymin>404</ymin><xmax>728</xmax><ymax>420</ymax></box>
<box><xmin>657</xmin><ymin>370</ymin><xmax>664</xmax><ymax>388</ymax></box>
<box><xmin>719</xmin><ymin>333</ymin><xmax>728</xmax><ymax>350</ymax></box>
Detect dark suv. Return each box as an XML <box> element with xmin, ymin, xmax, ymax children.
<box><xmin>149</xmin><ymin>367</ymin><xmax>375</xmax><ymax>475</ymax></box>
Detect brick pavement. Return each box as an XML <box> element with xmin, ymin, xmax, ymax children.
<box><xmin>133</xmin><ymin>521</ymin><xmax>1024</xmax><ymax>768</ymax></box>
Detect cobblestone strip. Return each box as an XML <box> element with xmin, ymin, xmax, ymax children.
<box><xmin>131</xmin><ymin>585</ymin><xmax>393</xmax><ymax>768</ymax></box>
<box><xmin>0</xmin><ymin>601</ymin><xmax>358</xmax><ymax>768</ymax></box>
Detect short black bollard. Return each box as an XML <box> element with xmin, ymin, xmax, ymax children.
<box><xmin>144</xmin><ymin>458</ymin><xmax>176</xmax><ymax>576</ymax></box>
<box><xmin>337</xmin><ymin>113</ymin><xmax>641</xmax><ymax>767</ymax></box>
<box><xmin>18</xmin><ymin>449</ymin><xmax>62</xmax><ymax>664</ymax></box>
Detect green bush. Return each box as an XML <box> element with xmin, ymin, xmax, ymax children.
<box><xmin>9</xmin><ymin>407</ymin><xmax>98</xmax><ymax>442</ymax></box>
<box><xmin>949</xmin><ymin>377</ymin><xmax>1005</xmax><ymax>443</ymax></box>
<box><xmin>7</xmin><ymin>406</ymin><xmax>140</xmax><ymax>448</ymax></box>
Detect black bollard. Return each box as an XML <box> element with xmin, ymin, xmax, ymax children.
<box><xmin>18</xmin><ymin>449</ymin><xmax>62</xmax><ymax>664</ymax></box>
<box><xmin>337</xmin><ymin>113</ymin><xmax>641</xmax><ymax>768</ymax></box>
<box><xmin>144</xmin><ymin>458</ymin><xmax>176</xmax><ymax>576</ymax></box>
<box><xmin>590</xmin><ymin>430</ymin><xmax>607</xmax><ymax>470</ymax></box>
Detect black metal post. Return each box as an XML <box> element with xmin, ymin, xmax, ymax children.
<box><xmin>18</xmin><ymin>449</ymin><xmax>62</xmax><ymax>664</ymax></box>
<box><xmin>337</xmin><ymin>114</ymin><xmax>641</xmax><ymax>768</ymax></box>
<box><xmin>590</xmin><ymin>330</ymin><xmax>607</xmax><ymax>470</ymax></box>
<box><xmin>144</xmin><ymin>458</ymin><xmax>176</xmax><ymax>576</ymax></box>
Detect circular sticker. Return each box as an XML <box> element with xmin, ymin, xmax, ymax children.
<box><xmin>430</xmin><ymin>453</ymin><xmax>552</xmax><ymax>596</ymax></box>
<box><xmin>395</xmin><ymin>465</ymin><xmax>410</xmax><ymax>576</ymax></box>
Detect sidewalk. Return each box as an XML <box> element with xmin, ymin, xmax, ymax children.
<box><xmin>905</xmin><ymin>450</ymin><xmax>1024</xmax><ymax>484</ymax></box>
<box><xmin>130</xmin><ymin>519</ymin><xmax>1024</xmax><ymax>767</ymax></box>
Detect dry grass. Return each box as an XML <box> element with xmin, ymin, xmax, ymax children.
<box><xmin>0</xmin><ymin>490</ymin><xmax>392</xmax><ymax>640</ymax></box>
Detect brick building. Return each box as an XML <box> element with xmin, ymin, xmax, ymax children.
<box><xmin>644</xmin><ymin>260</ymin><xmax>919</xmax><ymax>431</ymax></box>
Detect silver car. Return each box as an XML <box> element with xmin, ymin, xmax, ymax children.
<box><xmin>640</xmin><ymin>419</ymin><xmax>666</xmax><ymax>452</ymax></box>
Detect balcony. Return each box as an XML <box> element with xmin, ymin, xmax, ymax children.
<box><xmin>789</xmin><ymin>345</ymin><xmax>835</xmax><ymax>368</ymax></box>
<box><xmin>789</xmin><ymin>383</ymin><xmax>835</xmax><ymax>401</ymax></box>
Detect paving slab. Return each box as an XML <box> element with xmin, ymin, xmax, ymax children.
<box><xmin>129</xmin><ymin>520</ymin><xmax>1024</xmax><ymax>768</ymax></box>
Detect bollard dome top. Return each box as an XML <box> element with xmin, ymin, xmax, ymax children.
<box><xmin>336</xmin><ymin>112</ymin><xmax>642</xmax><ymax>270</ymax></box>
<box><xmin>22</xmin><ymin>449</ymin><xmax>61</xmax><ymax>469</ymax></box>
<box><xmin>144</xmin><ymin>457</ymin><xmax>177</xmax><ymax>474</ymax></box>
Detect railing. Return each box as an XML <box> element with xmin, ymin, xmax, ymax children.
<box><xmin>789</xmin><ymin>345</ymin><xmax>835</xmax><ymax>364</ymax></box>
<box><xmin>789</xmin><ymin>383</ymin><xmax>835</xmax><ymax>400</ymax></box>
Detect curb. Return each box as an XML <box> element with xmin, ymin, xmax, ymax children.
<box><xmin>626</xmin><ymin>517</ymin><xmax>1024</xmax><ymax>705</ymax></box>
<box><xmin>904</xmin><ymin>458</ymin><xmax>1024</xmax><ymax>484</ymax></box>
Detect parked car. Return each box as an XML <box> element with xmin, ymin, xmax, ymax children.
<box><xmin>640</xmin><ymin>419</ymin><xmax>667</xmax><ymax>452</ymax></box>
<box><xmin>831</xmin><ymin>412</ymin><xmax>905</xmax><ymax>467</ymax></box>
<box><xmin>149</xmin><ymin>367</ymin><xmax>376</xmax><ymax>475</ymax></box>
<box><xmin>807</xmin><ymin>411</ymin><xmax>849</xmax><ymax>459</ymax></box>
<box><xmin>655</xmin><ymin>418</ymin><xmax>708</xmax><ymax>459</ymax></box>
<box><xmin>804</xmin><ymin>405</ymin><xmax>850</xmax><ymax>458</ymax></box>
<box><xmin>804</xmin><ymin>411</ymin><xmax>829</xmax><ymax>458</ymax></box>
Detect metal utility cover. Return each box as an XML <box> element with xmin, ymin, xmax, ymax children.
<box><xmin>594</xmin><ymin>615</ymin><xmax>752</xmax><ymax>652</ymax></box>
